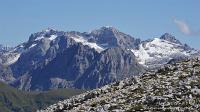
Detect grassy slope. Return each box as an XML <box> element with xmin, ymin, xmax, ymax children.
<box><xmin>0</xmin><ymin>82</ymin><xmax>85</xmax><ymax>112</ymax></box>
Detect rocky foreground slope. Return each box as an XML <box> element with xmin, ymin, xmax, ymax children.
<box><xmin>40</xmin><ymin>58</ymin><xmax>200</xmax><ymax>112</ymax></box>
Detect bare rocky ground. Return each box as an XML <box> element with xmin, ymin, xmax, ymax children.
<box><xmin>39</xmin><ymin>58</ymin><xmax>200</xmax><ymax>112</ymax></box>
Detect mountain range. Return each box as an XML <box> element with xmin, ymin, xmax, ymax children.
<box><xmin>0</xmin><ymin>26</ymin><xmax>199</xmax><ymax>91</ymax></box>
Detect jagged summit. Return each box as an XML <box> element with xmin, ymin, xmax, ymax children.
<box><xmin>28</xmin><ymin>28</ymin><xmax>64</xmax><ymax>43</ymax></box>
<box><xmin>160</xmin><ymin>33</ymin><xmax>182</xmax><ymax>45</ymax></box>
<box><xmin>90</xmin><ymin>26</ymin><xmax>122</xmax><ymax>39</ymax></box>
<box><xmin>42</xmin><ymin>27</ymin><xmax>57</xmax><ymax>33</ymax></box>
<box><xmin>90</xmin><ymin>26</ymin><xmax>140</xmax><ymax>49</ymax></box>
<box><xmin>0</xmin><ymin>44</ymin><xmax>13</xmax><ymax>52</ymax></box>
<box><xmin>100</xmin><ymin>26</ymin><xmax>119</xmax><ymax>32</ymax></box>
<box><xmin>92</xmin><ymin>26</ymin><xmax>119</xmax><ymax>32</ymax></box>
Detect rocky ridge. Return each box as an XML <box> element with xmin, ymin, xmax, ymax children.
<box><xmin>1</xmin><ymin>27</ymin><xmax>144</xmax><ymax>91</ymax></box>
<box><xmin>40</xmin><ymin>58</ymin><xmax>200</xmax><ymax>112</ymax></box>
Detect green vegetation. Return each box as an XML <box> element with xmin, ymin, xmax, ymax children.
<box><xmin>0</xmin><ymin>82</ymin><xmax>85</xmax><ymax>112</ymax></box>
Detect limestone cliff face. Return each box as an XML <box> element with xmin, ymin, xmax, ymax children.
<box><xmin>6</xmin><ymin>27</ymin><xmax>144</xmax><ymax>91</ymax></box>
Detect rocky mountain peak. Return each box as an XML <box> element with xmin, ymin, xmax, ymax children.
<box><xmin>0</xmin><ymin>44</ymin><xmax>13</xmax><ymax>53</ymax></box>
<box><xmin>100</xmin><ymin>26</ymin><xmax>119</xmax><ymax>32</ymax></box>
<box><xmin>160</xmin><ymin>33</ymin><xmax>182</xmax><ymax>44</ymax></box>
<box><xmin>28</xmin><ymin>28</ymin><xmax>64</xmax><ymax>43</ymax></box>
<box><xmin>90</xmin><ymin>26</ymin><xmax>119</xmax><ymax>39</ymax></box>
<box><xmin>42</xmin><ymin>28</ymin><xmax>57</xmax><ymax>33</ymax></box>
<box><xmin>90</xmin><ymin>27</ymin><xmax>140</xmax><ymax>49</ymax></box>
<box><xmin>0</xmin><ymin>44</ymin><xmax>4</xmax><ymax>53</ymax></box>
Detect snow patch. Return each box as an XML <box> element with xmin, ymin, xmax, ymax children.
<box><xmin>70</xmin><ymin>36</ymin><xmax>104</xmax><ymax>52</ymax></box>
<box><xmin>4</xmin><ymin>53</ymin><xmax>21</xmax><ymax>65</ymax></box>
<box><xmin>35</xmin><ymin>36</ymin><xmax>44</xmax><ymax>41</ymax></box>
<box><xmin>35</xmin><ymin>35</ymin><xmax>57</xmax><ymax>41</ymax></box>
<box><xmin>48</xmin><ymin>35</ymin><xmax>57</xmax><ymax>40</ymax></box>
<box><xmin>29</xmin><ymin>44</ymin><xmax>37</xmax><ymax>49</ymax></box>
<box><xmin>131</xmin><ymin>38</ymin><xmax>192</xmax><ymax>66</ymax></box>
<box><xmin>131</xmin><ymin>44</ymin><xmax>152</xmax><ymax>65</ymax></box>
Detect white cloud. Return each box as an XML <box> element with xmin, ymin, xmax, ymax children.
<box><xmin>173</xmin><ymin>18</ymin><xmax>191</xmax><ymax>35</ymax></box>
<box><xmin>173</xmin><ymin>18</ymin><xmax>200</xmax><ymax>36</ymax></box>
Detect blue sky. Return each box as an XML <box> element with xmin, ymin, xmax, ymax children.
<box><xmin>0</xmin><ymin>0</ymin><xmax>200</xmax><ymax>48</ymax></box>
